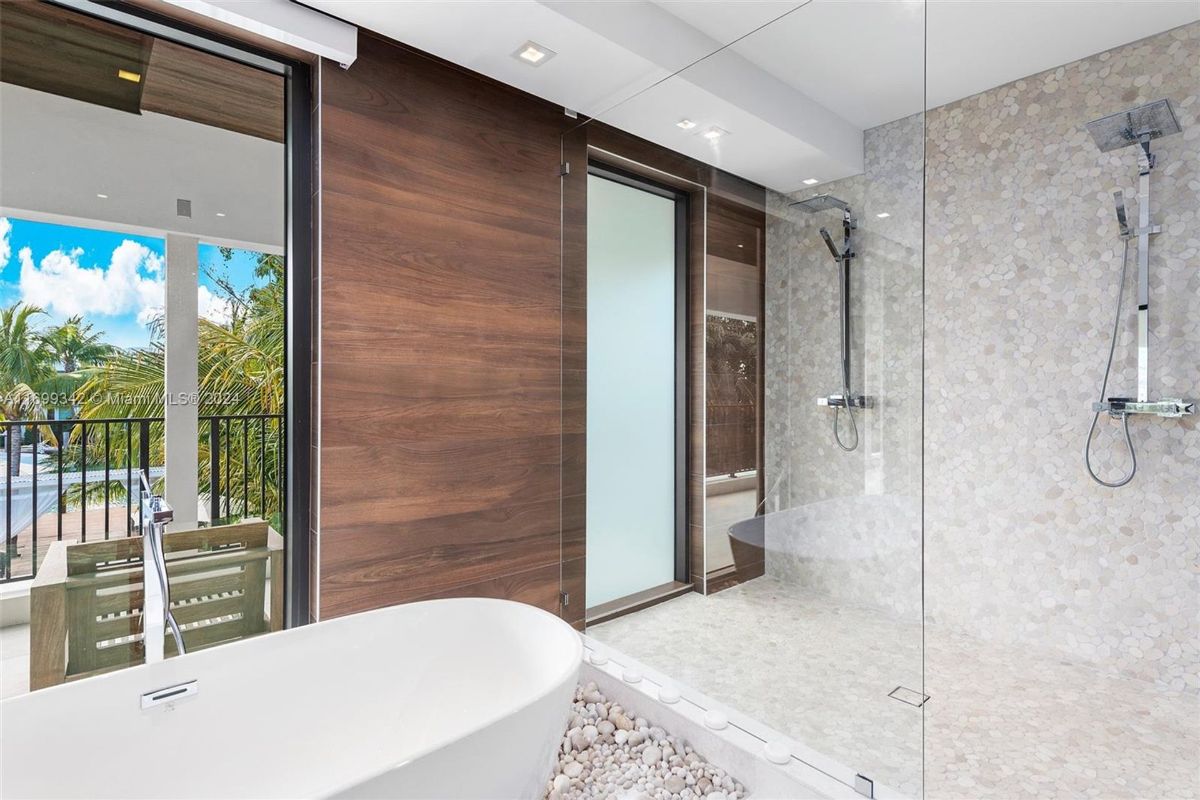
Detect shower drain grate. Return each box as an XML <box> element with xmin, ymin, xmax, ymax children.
<box><xmin>888</xmin><ymin>685</ymin><xmax>930</xmax><ymax>708</ymax></box>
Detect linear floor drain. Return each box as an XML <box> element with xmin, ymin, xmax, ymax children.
<box><xmin>888</xmin><ymin>685</ymin><xmax>930</xmax><ymax>707</ymax></box>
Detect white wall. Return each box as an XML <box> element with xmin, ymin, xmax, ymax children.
<box><xmin>586</xmin><ymin>175</ymin><xmax>677</xmax><ymax>607</ymax></box>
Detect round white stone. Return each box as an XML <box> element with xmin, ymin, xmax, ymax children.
<box><xmin>658</xmin><ymin>684</ymin><xmax>681</xmax><ymax>704</ymax></box>
<box><xmin>764</xmin><ymin>739</ymin><xmax>791</xmax><ymax>765</ymax></box>
<box><xmin>703</xmin><ymin>710</ymin><xmax>728</xmax><ymax>731</ymax></box>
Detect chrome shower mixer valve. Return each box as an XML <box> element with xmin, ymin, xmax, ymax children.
<box><xmin>817</xmin><ymin>394</ymin><xmax>871</xmax><ymax>409</ymax></box>
<box><xmin>1093</xmin><ymin>397</ymin><xmax>1194</xmax><ymax>419</ymax></box>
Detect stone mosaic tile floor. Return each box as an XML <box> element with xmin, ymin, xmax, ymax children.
<box><xmin>588</xmin><ymin>577</ymin><xmax>1199</xmax><ymax>800</ymax></box>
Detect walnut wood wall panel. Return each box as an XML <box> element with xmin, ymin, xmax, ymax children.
<box><xmin>317</xmin><ymin>34</ymin><xmax>567</xmax><ymax>619</ymax></box>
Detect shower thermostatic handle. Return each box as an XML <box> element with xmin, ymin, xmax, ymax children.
<box><xmin>1093</xmin><ymin>397</ymin><xmax>1194</xmax><ymax>418</ymax></box>
<box><xmin>817</xmin><ymin>394</ymin><xmax>871</xmax><ymax>409</ymax></box>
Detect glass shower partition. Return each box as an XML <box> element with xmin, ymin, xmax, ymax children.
<box><xmin>562</xmin><ymin>2</ymin><xmax>927</xmax><ymax>797</ymax></box>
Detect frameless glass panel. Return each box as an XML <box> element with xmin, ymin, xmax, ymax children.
<box><xmin>922</xmin><ymin>5</ymin><xmax>1200</xmax><ymax>798</ymax></box>
<box><xmin>563</xmin><ymin>1</ymin><xmax>926</xmax><ymax>796</ymax></box>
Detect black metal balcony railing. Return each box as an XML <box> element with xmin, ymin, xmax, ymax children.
<box><xmin>0</xmin><ymin>414</ymin><xmax>284</xmax><ymax>582</ymax></box>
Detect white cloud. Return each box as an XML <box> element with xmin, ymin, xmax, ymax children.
<box><xmin>197</xmin><ymin>285</ymin><xmax>233</xmax><ymax>326</ymax></box>
<box><xmin>19</xmin><ymin>239</ymin><xmax>236</xmax><ymax>331</ymax></box>
<box><xmin>0</xmin><ymin>217</ymin><xmax>11</xmax><ymax>271</ymax></box>
<box><xmin>20</xmin><ymin>240</ymin><xmax>164</xmax><ymax>322</ymax></box>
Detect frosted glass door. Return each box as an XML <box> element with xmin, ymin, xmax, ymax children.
<box><xmin>586</xmin><ymin>174</ymin><xmax>678</xmax><ymax>608</ymax></box>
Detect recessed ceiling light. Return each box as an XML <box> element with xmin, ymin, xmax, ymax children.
<box><xmin>702</xmin><ymin>126</ymin><xmax>728</xmax><ymax>141</ymax></box>
<box><xmin>117</xmin><ymin>69</ymin><xmax>141</xmax><ymax>83</ymax></box>
<box><xmin>96</xmin><ymin>193</ymin><xmax>108</xmax><ymax>199</ymax></box>
<box><xmin>876</xmin><ymin>212</ymin><xmax>891</xmax><ymax>218</ymax></box>
<box><xmin>216</xmin><ymin>212</ymin><xmax>226</xmax><ymax>217</ymax></box>
<box><xmin>802</xmin><ymin>178</ymin><xmax>820</xmax><ymax>186</ymax></box>
<box><xmin>676</xmin><ymin>119</ymin><xmax>696</xmax><ymax>130</ymax></box>
<box><xmin>513</xmin><ymin>41</ymin><xmax>555</xmax><ymax>66</ymax></box>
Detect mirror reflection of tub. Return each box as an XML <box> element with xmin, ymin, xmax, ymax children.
<box><xmin>2</xmin><ymin>598</ymin><xmax>581</xmax><ymax>800</ymax></box>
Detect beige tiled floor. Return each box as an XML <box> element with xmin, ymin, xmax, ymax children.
<box><xmin>589</xmin><ymin>577</ymin><xmax>1199</xmax><ymax>800</ymax></box>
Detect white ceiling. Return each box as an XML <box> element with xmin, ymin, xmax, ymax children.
<box><xmin>0</xmin><ymin>83</ymin><xmax>285</xmax><ymax>252</ymax></box>
<box><xmin>301</xmin><ymin>0</ymin><xmax>1199</xmax><ymax>192</ymax></box>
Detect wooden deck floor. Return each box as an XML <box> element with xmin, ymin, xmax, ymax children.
<box><xmin>5</xmin><ymin>506</ymin><xmax>139</xmax><ymax>580</ymax></box>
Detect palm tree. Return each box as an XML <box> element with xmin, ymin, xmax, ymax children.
<box><xmin>72</xmin><ymin>253</ymin><xmax>285</xmax><ymax>524</ymax></box>
<box><xmin>45</xmin><ymin>316</ymin><xmax>113</xmax><ymax>373</ymax></box>
<box><xmin>0</xmin><ymin>303</ymin><xmax>54</xmax><ymax>477</ymax></box>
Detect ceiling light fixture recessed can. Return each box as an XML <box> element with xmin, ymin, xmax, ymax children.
<box><xmin>96</xmin><ymin>193</ymin><xmax>108</xmax><ymax>199</ymax></box>
<box><xmin>513</xmin><ymin>41</ymin><xmax>556</xmax><ymax>66</ymax></box>
<box><xmin>117</xmin><ymin>69</ymin><xmax>141</xmax><ymax>83</ymax></box>
<box><xmin>802</xmin><ymin>178</ymin><xmax>820</xmax><ymax>186</ymax></box>
<box><xmin>702</xmin><ymin>126</ymin><xmax>728</xmax><ymax>141</ymax></box>
<box><xmin>676</xmin><ymin>119</ymin><xmax>696</xmax><ymax>130</ymax></box>
<box><xmin>876</xmin><ymin>212</ymin><xmax>891</xmax><ymax>218</ymax></box>
<box><xmin>216</xmin><ymin>212</ymin><xmax>226</xmax><ymax>217</ymax></box>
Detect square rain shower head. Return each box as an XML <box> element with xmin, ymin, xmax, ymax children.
<box><xmin>1085</xmin><ymin>98</ymin><xmax>1181</xmax><ymax>152</ymax></box>
<box><xmin>791</xmin><ymin>194</ymin><xmax>850</xmax><ymax>213</ymax></box>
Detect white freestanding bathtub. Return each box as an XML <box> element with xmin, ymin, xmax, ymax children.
<box><xmin>1</xmin><ymin>597</ymin><xmax>581</xmax><ymax>799</ymax></box>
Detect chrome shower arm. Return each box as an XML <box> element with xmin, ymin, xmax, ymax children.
<box><xmin>1135</xmin><ymin>152</ymin><xmax>1151</xmax><ymax>401</ymax></box>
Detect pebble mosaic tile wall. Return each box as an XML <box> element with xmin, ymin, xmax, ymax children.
<box><xmin>924</xmin><ymin>22</ymin><xmax>1199</xmax><ymax>692</ymax></box>
<box><xmin>766</xmin><ymin>22</ymin><xmax>1199</xmax><ymax>692</ymax></box>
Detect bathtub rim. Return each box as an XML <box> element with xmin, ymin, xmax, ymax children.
<box><xmin>312</xmin><ymin>597</ymin><xmax>582</xmax><ymax>798</ymax></box>
<box><xmin>2</xmin><ymin>597</ymin><xmax>583</xmax><ymax>800</ymax></box>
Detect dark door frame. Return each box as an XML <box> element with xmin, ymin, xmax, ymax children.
<box><xmin>44</xmin><ymin>0</ymin><xmax>314</xmax><ymax>627</ymax></box>
<box><xmin>585</xmin><ymin>161</ymin><xmax>691</xmax><ymax>605</ymax></box>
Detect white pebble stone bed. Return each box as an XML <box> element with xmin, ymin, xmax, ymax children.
<box><xmin>543</xmin><ymin>682</ymin><xmax>746</xmax><ymax>800</ymax></box>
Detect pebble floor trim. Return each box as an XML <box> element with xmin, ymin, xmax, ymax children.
<box><xmin>544</xmin><ymin>682</ymin><xmax>747</xmax><ymax>800</ymax></box>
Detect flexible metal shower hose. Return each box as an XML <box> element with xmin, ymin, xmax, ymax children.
<box><xmin>834</xmin><ymin>394</ymin><xmax>859</xmax><ymax>452</ymax></box>
<box><xmin>1085</xmin><ymin>239</ymin><xmax>1137</xmax><ymax>488</ymax></box>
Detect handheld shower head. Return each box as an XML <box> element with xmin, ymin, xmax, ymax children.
<box><xmin>819</xmin><ymin>228</ymin><xmax>842</xmax><ymax>260</ymax></box>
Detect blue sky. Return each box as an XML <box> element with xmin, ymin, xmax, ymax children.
<box><xmin>0</xmin><ymin>216</ymin><xmax>267</xmax><ymax>351</ymax></box>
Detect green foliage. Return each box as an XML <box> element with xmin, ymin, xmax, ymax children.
<box><xmin>0</xmin><ymin>252</ymin><xmax>285</xmax><ymax>525</ymax></box>
<box><xmin>44</xmin><ymin>315</ymin><xmax>113</xmax><ymax>374</ymax></box>
<box><xmin>68</xmin><ymin>251</ymin><xmax>285</xmax><ymax>522</ymax></box>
